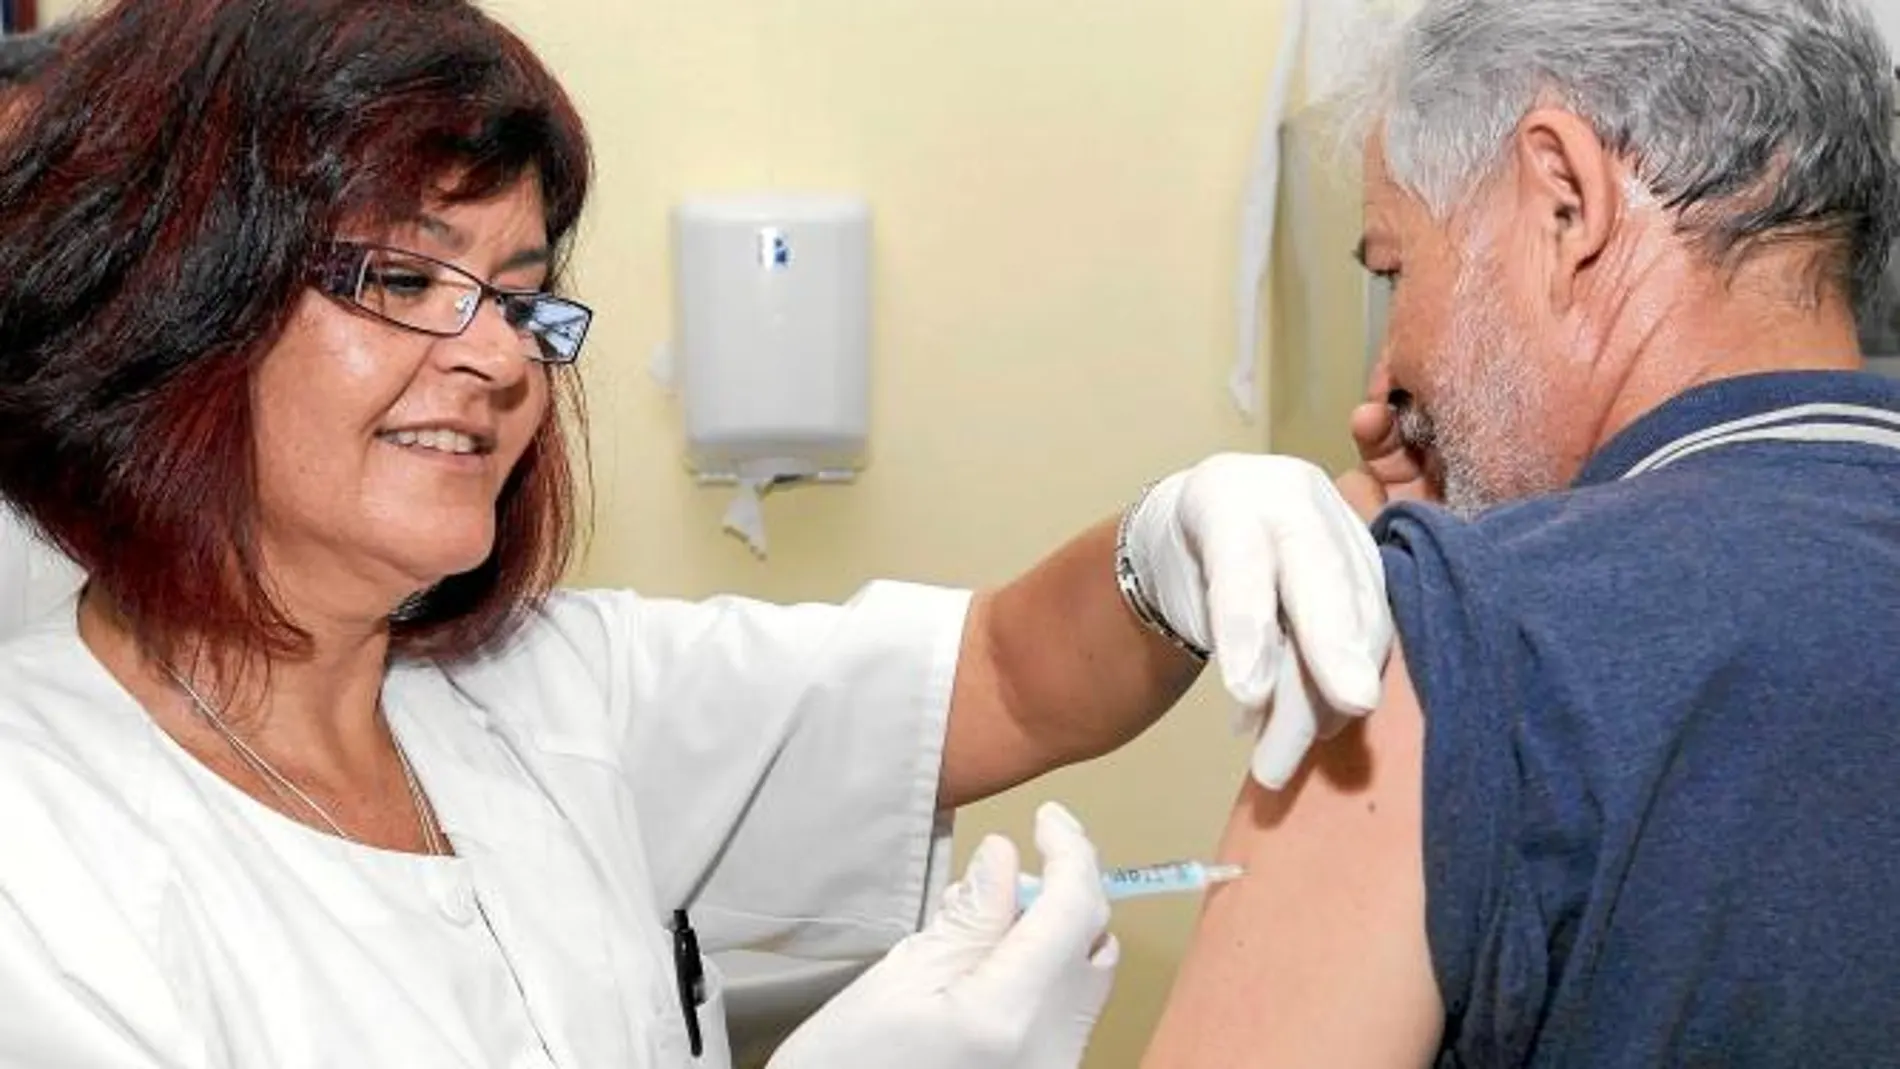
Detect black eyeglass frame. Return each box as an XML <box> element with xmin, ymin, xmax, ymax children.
<box><xmin>310</xmin><ymin>241</ymin><xmax>594</xmax><ymax>366</ymax></box>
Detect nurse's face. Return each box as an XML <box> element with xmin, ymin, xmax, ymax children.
<box><xmin>250</xmin><ymin>178</ymin><xmax>553</xmax><ymax>611</ymax></box>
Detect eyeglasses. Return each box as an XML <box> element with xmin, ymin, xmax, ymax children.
<box><xmin>311</xmin><ymin>241</ymin><xmax>593</xmax><ymax>365</ymax></box>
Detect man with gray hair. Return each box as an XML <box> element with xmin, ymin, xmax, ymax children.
<box><xmin>1144</xmin><ymin>1</ymin><xmax>1900</xmax><ymax>1065</ymax></box>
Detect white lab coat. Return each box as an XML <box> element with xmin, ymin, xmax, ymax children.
<box><xmin>0</xmin><ymin>504</ymin><xmax>83</xmax><ymax>636</ymax></box>
<box><xmin>0</xmin><ymin>582</ymin><xmax>968</xmax><ymax>1068</ymax></box>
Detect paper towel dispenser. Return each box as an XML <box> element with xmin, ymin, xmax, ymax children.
<box><xmin>673</xmin><ymin>194</ymin><xmax>872</xmax><ymax>486</ymax></box>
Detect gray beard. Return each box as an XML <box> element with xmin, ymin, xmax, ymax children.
<box><xmin>1391</xmin><ymin>253</ymin><xmax>1566</xmax><ymax>518</ymax></box>
<box><xmin>1392</xmin><ymin>382</ymin><xmax>1552</xmax><ymax>519</ymax></box>
<box><xmin>1392</xmin><ymin>395</ymin><xmax>1488</xmax><ymax>519</ymax></box>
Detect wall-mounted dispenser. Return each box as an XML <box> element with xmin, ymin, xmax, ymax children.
<box><xmin>671</xmin><ymin>194</ymin><xmax>872</xmax><ymax>556</ymax></box>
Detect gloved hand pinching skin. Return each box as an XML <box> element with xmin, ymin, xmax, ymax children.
<box><xmin>1122</xmin><ymin>453</ymin><xmax>1394</xmax><ymax>789</ymax></box>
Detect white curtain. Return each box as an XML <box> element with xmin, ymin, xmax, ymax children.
<box><xmin>1230</xmin><ymin>0</ymin><xmax>1423</xmax><ymax>421</ymax></box>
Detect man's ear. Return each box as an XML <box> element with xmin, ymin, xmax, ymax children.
<box><xmin>1511</xmin><ymin>107</ymin><xmax>1621</xmax><ymax>311</ymax></box>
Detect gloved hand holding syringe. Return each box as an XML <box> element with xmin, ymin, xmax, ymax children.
<box><xmin>768</xmin><ymin>804</ymin><xmax>1243</xmax><ymax>1069</ymax></box>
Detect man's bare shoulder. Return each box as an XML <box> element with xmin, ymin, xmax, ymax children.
<box><xmin>1141</xmin><ymin>647</ymin><xmax>1441</xmax><ymax>1068</ymax></box>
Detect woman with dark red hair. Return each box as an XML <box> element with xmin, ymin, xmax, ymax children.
<box><xmin>0</xmin><ymin>2</ymin><xmax>1391</xmax><ymax>1066</ymax></box>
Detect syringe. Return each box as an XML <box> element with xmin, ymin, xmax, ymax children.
<box><xmin>1016</xmin><ymin>860</ymin><xmax>1245</xmax><ymax>909</ymax></box>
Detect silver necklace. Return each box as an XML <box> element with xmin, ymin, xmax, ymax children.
<box><xmin>162</xmin><ymin>665</ymin><xmax>445</xmax><ymax>856</ymax></box>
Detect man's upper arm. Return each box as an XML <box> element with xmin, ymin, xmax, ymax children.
<box><xmin>1142</xmin><ymin>645</ymin><xmax>1443</xmax><ymax>1068</ymax></box>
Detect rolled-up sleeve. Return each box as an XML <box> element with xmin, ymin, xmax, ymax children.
<box><xmin>601</xmin><ymin>581</ymin><xmax>971</xmax><ymax>961</ymax></box>
<box><xmin>1375</xmin><ymin>504</ymin><xmax>1550</xmax><ymax>1065</ymax></box>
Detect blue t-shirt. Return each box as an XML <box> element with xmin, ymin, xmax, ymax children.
<box><xmin>1375</xmin><ymin>371</ymin><xmax>1900</xmax><ymax>1067</ymax></box>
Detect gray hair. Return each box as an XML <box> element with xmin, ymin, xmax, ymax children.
<box><xmin>1359</xmin><ymin>0</ymin><xmax>1899</xmax><ymax>304</ymax></box>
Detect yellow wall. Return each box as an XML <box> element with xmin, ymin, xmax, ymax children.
<box><xmin>31</xmin><ymin>0</ymin><xmax>77</xmax><ymax>25</ymax></box>
<box><xmin>503</xmin><ymin>4</ymin><xmax>1361</xmax><ymax>1063</ymax></box>
<box><xmin>500</xmin><ymin>5</ymin><xmax>1378</xmax><ymax>1063</ymax></box>
<box><xmin>487</xmin><ymin>5</ymin><xmax>1303</xmax><ymax>1062</ymax></box>
<box><xmin>36</xmin><ymin>0</ymin><xmax>1374</xmax><ymax>1063</ymax></box>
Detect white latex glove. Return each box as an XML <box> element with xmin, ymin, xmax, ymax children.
<box><xmin>767</xmin><ymin>803</ymin><xmax>1118</xmax><ymax>1069</ymax></box>
<box><xmin>1123</xmin><ymin>453</ymin><xmax>1393</xmax><ymax>789</ymax></box>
